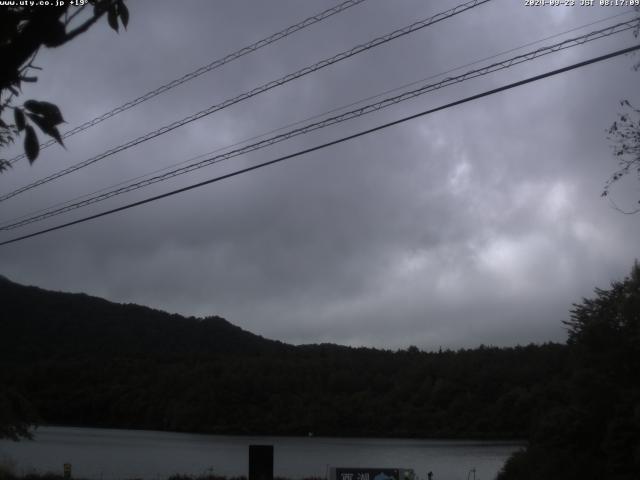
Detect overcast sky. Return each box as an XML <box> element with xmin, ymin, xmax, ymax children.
<box><xmin>1</xmin><ymin>0</ymin><xmax>639</xmax><ymax>349</ymax></box>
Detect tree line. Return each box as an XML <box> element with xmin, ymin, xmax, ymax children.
<box><xmin>0</xmin><ymin>275</ymin><xmax>565</xmax><ymax>439</ymax></box>
<box><xmin>1</xmin><ymin>262</ymin><xmax>639</xmax><ymax>478</ymax></box>
<box><xmin>497</xmin><ymin>262</ymin><xmax>640</xmax><ymax>479</ymax></box>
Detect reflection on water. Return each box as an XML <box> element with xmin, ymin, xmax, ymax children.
<box><xmin>0</xmin><ymin>427</ymin><xmax>523</xmax><ymax>480</ymax></box>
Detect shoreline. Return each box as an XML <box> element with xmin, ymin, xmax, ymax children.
<box><xmin>23</xmin><ymin>425</ymin><xmax>527</xmax><ymax>444</ymax></box>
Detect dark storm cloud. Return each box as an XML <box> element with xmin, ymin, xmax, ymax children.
<box><xmin>1</xmin><ymin>0</ymin><xmax>639</xmax><ymax>349</ymax></box>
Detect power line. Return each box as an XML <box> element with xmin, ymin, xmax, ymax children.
<box><xmin>3</xmin><ymin>18</ymin><xmax>635</xmax><ymax>229</ymax></box>
<box><xmin>6</xmin><ymin>0</ymin><xmax>369</xmax><ymax>165</ymax></box>
<box><xmin>0</xmin><ymin>0</ymin><xmax>491</xmax><ymax>203</ymax></box>
<box><xmin>9</xmin><ymin>8</ymin><xmax>632</xmax><ymax>234</ymax></box>
<box><xmin>6</xmin><ymin>7</ymin><xmax>631</xmax><ymax>230</ymax></box>
<box><xmin>6</xmin><ymin>10</ymin><xmax>630</xmax><ymax>232</ymax></box>
<box><xmin>2</xmin><ymin>18</ymin><xmax>636</xmax><ymax>231</ymax></box>
<box><xmin>1</xmin><ymin>43</ymin><xmax>638</xmax><ymax>248</ymax></box>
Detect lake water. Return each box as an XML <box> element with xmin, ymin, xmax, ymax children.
<box><xmin>0</xmin><ymin>427</ymin><xmax>523</xmax><ymax>480</ymax></box>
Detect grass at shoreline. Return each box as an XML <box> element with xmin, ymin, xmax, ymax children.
<box><xmin>0</xmin><ymin>472</ymin><xmax>326</xmax><ymax>480</ymax></box>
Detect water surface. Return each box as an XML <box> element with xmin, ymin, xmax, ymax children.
<box><xmin>0</xmin><ymin>427</ymin><xmax>523</xmax><ymax>480</ymax></box>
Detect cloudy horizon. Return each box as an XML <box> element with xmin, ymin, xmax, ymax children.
<box><xmin>1</xmin><ymin>0</ymin><xmax>639</xmax><ymax>350</ymax></box>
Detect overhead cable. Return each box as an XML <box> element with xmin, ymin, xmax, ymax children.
<box><xmin>2</xmin><ymin>18</ymin><xmax>636</xmax><ymax>231</ymax></box>
<box><xmin>1</xmin><ymin>43</ymin><xmax>638</xmax><ymax>247</ymax></box>
<box><xmin>6</xmin><ymin>8</ymin><xmax>633</xmax><ymax>230</ymax></box>
<box><xmin>10</xmin><ymin>6</ymin><xmax>629</xmax><ymax>229</ymax></box>
<box><xmin>0</xmin><ymin>0</ymin><xmax>491</xmax><ymax>203</ymax></box>
<box><xmin>6</xmin><ymin>0</ymin><xmax>369</xmax><ymax>165</ymax></box>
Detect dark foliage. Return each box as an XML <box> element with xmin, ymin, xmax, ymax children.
<box><xmin>0</xmin><ymin>387</ymin><xmax>38</xmax><ymax>441</ymax></box>
<box><xmin>0</xmin><ymin>276</ymin><xmax>567</xmax><ymax>439</ymax></box>
<box><xmin>498</xmin><ymin>262</ymin><xmax>640</xmax><ymax>480</ymax></box>
<box><xmin>602</xmin><ymin>9</ymin><xmax>640</xmax><ymax>212</ymax></box>
<box><xmin>0</xmin><ymin>473</ymin><xmax>320</xmax><ymax>480</ymax></box>
<box><xmin>0</xmin><ymin>0</ymin><xmax>128</xmax><ymax>167</ymax></box>
<box><xmin>604</xmin><ymin>101</ymin><xmax>640</xmax><ymax>213</ymax></box>
<box><xmin>0</xmin><ymin>474</ymin><xmax>254</xmax><ymax>480</ymax></box>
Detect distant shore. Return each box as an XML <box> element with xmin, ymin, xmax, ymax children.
<box><xmin>0</xmin><ymin>473</ymin><xmax>327</xmax><ymax>480</ymax></box>
<box><xmin>26</xmin><ymin>423</ymin><xmax>528</xmax><ymax>442</ymax></box>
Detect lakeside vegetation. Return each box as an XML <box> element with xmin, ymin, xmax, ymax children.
<box><xmin>497</xmin><ymin>262</ymin><xmax>640</xmax><ymax>480</ymax></box>
<box><xmin>0</xmin><ymin>275</ymin><xmax>563</xmax><ymax>439</ymax></box>
<box><xmin>1</xmin><ymin>262</ymin><xmax>639</xmax><ymax>478</ymax></box>
<box><xmin>0</xmin><ymin>472</ymin><xmax>322</xmax><ymax>480</ymax></box>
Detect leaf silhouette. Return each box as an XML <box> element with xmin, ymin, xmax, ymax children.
<box><xmin>27</xmin><ymin>113</ymin><xmax>64</xmax><ymax>146</ymax></box>
<box><xmin>24</xmin><ymin>125</ymin><xmax>39</xmax><ymax>163</ymax></box>
<box><xmin>14</xmin><ymin>108</ymin><xmax>25</xmax><ymax>131</ymax></box>
<box><xmin>41</xmin><ymin>19</ymin><xmax>66</xmax><ymax>47</ymax></box>
<box><xmin>117</xmin><ymin>0</ymin><xmax>129</xmax><ymax>29</ymax></box>
<box><xmin>108</xmin><ymin>5</ymin><xmax>119</xmax><ymax>32</ymax></box>
<box><xmin>24</xmin><ymin>100</ymin><xmax>65</xmax><ymax>125</ymax></box>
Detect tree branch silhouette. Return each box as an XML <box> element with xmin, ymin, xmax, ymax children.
<box><xmin>0</xmin><ymin>0</ymin><xmax>128</xmax><ymax>167</ymax></box>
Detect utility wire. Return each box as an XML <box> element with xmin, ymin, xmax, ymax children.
<box><xmin>1</xmin><ymin>43</ymin><xmax>638</xmax><ymax>247</ymax></box>
<box><xmin>0</xmin><ymin>0</ymin><xmax>491</xmax><ymax>203</ymax></box>
<box><xmin>6</xmin><ymin>0</ymin><xmax>369</xmax><ymax>165</ymax></box>
<box><xmin>2</xmin><ymin>19</ymin><xmax>636</xmax><ymax>231</ymax></box>
<box><xmin>3</xmin><ymin>18</ymin><xmax>635</xmax><ymax>229</ymax></box>
<box><xmin>5</xmin><ymin>10</ymin><xmax>630</xmax><ymax>231</ymax></box>
<box><xmin>5</xmin><ymin>7</ymin><xmax>632</xmax><ymax>230</ymax></box>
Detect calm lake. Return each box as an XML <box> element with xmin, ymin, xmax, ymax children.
<box><xmin>0</xmin><ymin>427</ymin><xmax>523</xmax><ymax>480</ymax></box>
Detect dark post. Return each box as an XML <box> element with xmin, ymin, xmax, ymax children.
<box><xmin>249</xmin><ymin>445</ymin><xmax>273</xmax><ymax>480</ymax></box>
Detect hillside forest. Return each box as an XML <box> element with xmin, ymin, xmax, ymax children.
<box><xmin>0</xmin><ymin>262</ymin><xmax>638</xmax><ymax>479</ymax></box>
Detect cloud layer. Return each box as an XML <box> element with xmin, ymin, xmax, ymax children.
<box><xmin>1</xmin><ymin>0</ymin><xmax>639</xmax><ymax>349</ymax></box>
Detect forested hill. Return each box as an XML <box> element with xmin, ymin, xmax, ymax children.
<box><xmin>0</xmin><ymin>275</ymin><xmax>287</xmax><ymax>358</ymax></box>
<box><xmin>1</xmin><ymin>276</ymin><xmax>567</xmax><ymax>438</ymax></box>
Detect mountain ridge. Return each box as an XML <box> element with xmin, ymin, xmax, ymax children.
<box><xmin>0</xmin><ymin>276</ymin><xmax>288</xmax><ymax>359</ymax></box>
<box><xmin>0</xmin><ymin>275</ymin><xmax>567</xmax><ymax>439</ymax></box>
